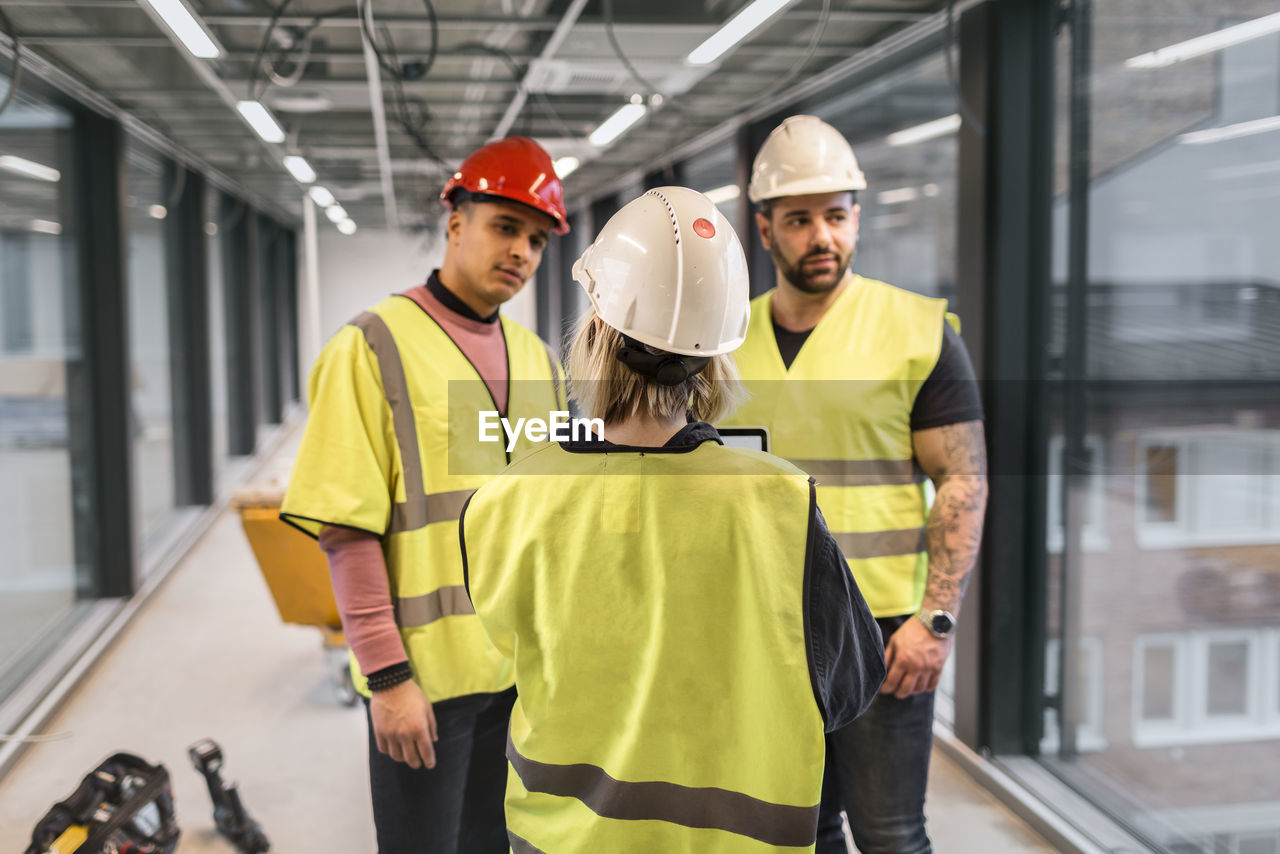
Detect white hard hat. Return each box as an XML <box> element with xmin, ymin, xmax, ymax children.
<box><xmin>747</xmin><ymin>114</ymin><xmax>867</xmax><ymax>203</ymax></box>
<box><xmin>572</xmin><ymin>186</ymin><xmax>750</xmax><ymax>357</ymax></box>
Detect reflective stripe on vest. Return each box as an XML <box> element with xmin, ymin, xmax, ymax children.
<box><xmin>506</xmin><ymin>736</ymin><xmax>818</xmax><ymax>847</ymax></box>
<box><xmin>464</xmin><ymin>443</ymin><xmax>825</xmax><ymax>852</ymax></box>
<box><xmin>721</xmin><ymin>276</ymin><xmax>949</xmax><ymax>617</ymax></box>
<box><xmin>284</xmin><ymin>293</ymin><xmax>563</xmax><ymax>701</ymax></box>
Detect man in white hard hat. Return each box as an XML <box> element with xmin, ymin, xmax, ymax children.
<box><xmin>462</xmin><ymin>187</ymin><xmax>886</xmax><ymax>852</ymax></box>
<box><xmin>722</xmin><ymin>116</ymin><xmax>989</xmax><ymax>854</ymax></box>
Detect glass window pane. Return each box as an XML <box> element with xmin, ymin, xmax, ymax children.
<box><xmin>206</xmin><ymin>189</ymin><xmax>229</xmax><ymax>488</ymax></box>
<box><xmin>1042</xmin><ymin>1</ymin><xmax>1280</xmax><ymax>849</ymax></box>
<box><xmin>1205</xmin><ymin>640</ymin><xmax>1250</xmax><ymax>717</ymax></box>
<box><xmin>124</xmin><ymin>141</ymin><xmax>176</xmax><ymax>546</ymax></box>
<box><xmin>0</xmin><ymin>74</ymin><xmax>82</xmax><ymax>682</ymax></box>
<box><xmin>1144</xmin><ymin>445</ymin><xmax>1179</xmax><ymax>523</ymax></box>
<box><xmin>1142</xmin><ymin>644</ymin><xmax>1176</xmax><ymax>721</ymax></box>
<box><xmin>812</xmin><ymin>54</ymin><xmax>956</xmax><ymax>299</ymax></box>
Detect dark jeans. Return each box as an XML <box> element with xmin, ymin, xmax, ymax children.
<box><xmin>816</xmin><ymin>617</ymin><xmax>935</xmax><ymax>854</ymax></box>
<box><xmin>366</xmin><ymin>686</ymin><xmax>515</xmax><ymax>854</ymax></box>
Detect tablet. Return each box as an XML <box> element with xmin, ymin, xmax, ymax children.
<box><xmin>717</xmin><ymin>426</ymin><xmax>770</xmax><ymax>453</ymax></box>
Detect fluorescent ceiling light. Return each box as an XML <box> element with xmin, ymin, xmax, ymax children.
<box><xmin>148</xmin><ymin>205</ymin><xmax>167</xmax><ymax>219</ymax></box>
<box><xmin>1180</xmin><ymin>114</ymin><xmax>1280</xmax><ymax>145</ymax></box>
<box><xmin>283</xmin><ymin>155</ymin><xmax>317</xmax><ymax>184</ymax></box>
<box><xmin>589</xmin><ymin>102</ymin><xmax>647</xmax><ymax>147</ymax></box>
<box><xmin>236</xmin><ymin>100</ymin><xmax>286</xmax><ymax>144</ymax></box>
<box><xmin>876</xmin><ymin>187</ymin><xmax>919</xmax><ymax>206</ymax></box>
<box><xmin>687</xmin><ymin>0</ymin><xmax>792</xmax><ymax>65</ymax></box>
<box><xmin>325</xmin><ymin>204</ymin><xmax>348</xmax><ymax>224</ymax></box>
<box><xmin>553</xmin><ymin>156</ymin><xmax>580</xmax><ymax>179</ymax></box>
<box><xmin>29</xmin><ymin>219</ymin><xmax>62</xmax><ymax>235</ymax></box>
<box><xmin>886</xmin><ymin>114</ymin><xmax>961</xmax><ymax>147</ymax></box>
<box><xmin>308</xmin><ymin>185</ymin><xmax>336</xmax><ymax>208</ymax></box>
<box><xmin>140</xmin><ymin>0</ymin><xmax>221</xmax><ymax>60</ymax></box>
<box><xmin>1126</xmin><ymin>11</ymin><xmax>1280</xmax><ymax>69</ymax></box>
<box><xmin>337</xmin><ymin>219</ymin><xmax>358</xmax><ymax>235</ymax></box>
<box><xmin>703</xmin><ymin>184</ymin><xmax>742</xmax><ymax>205</ymax></box>
<box><xmin>0</xmin><ymin>155</ymin><xmax>61</xmax><ymax>182</ymax></box>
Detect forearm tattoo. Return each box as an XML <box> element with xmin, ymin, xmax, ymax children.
<box><xmin>923</xmin><ymin>421</ymin><xmax>988</xmax><ymax>615</ymax></box>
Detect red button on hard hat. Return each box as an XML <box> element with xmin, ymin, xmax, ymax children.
<box><xmin>440</xmin><ymin>136</ymin><xmax>570</xmax><ymax>235</ymax></box>
<box><xmin>692</xmin><ymin>218</ymin><xmax>716</xmax><ymax>239</ymax></box>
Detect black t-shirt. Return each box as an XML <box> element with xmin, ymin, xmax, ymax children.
<box><xmin>771</xmin><ymin>318</ymin><xmax>984</xmax><ymax>430</ymax></box>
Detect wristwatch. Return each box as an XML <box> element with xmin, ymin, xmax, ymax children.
<box><xmin>915</xmin><ymin>609</ymin><xmax>957</xmax><ymax>639</ymax></box>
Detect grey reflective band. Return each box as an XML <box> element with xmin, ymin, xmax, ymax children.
<box><xmin>507</xmin><ymin>832</ymin><xmax>546</xmax><ymax>854</ymax></box>
<box><xmin>389</xmin><ymin>488</ymin><xmax>476</xmax><ymax>533</ymax></box>
<box><xmin>787</xmin><ymin>458</ymin><xmax>925</xmax><ymax>487</ymax></box>
<box><xmin>353</xmin><ymin>312</ymin><xmax>480</xmax><ymax>536</ymax></box>
<box><xmin>832</xmin><ymin>527</ymin><xmax>927</xmax><ymax>559</ymax></box>
<box><xmin>396</xmin><ymin>585</ymin><xmax>475</xmax><ymax>628</ymax></box>
<box><xmin>351</xmin><ymin>312</ymin><xmax>426</xmax><ymax>523</ymax></box>
<box><xmin>507</xmin><ymin>738</ymin><xmax>818</xmax><ymax>846</ymax></box>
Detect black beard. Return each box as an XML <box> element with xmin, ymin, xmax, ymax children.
<box><xmin>772</xmin><ymin>245</ymin><xmax>851</xmax><ymax>294</ymax></box>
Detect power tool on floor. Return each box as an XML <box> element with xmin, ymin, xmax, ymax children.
<box><xmin>188</xmin><ymin>738</ymin><xmax>270</xmax><ymax>854</ymax></box>
<box><xmin>23</xmin><ymin>752</ymin><xmax>180</xmax><ymax>854</ymax></box>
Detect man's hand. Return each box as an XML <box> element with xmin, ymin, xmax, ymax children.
<box><xmin>880</xmin><ymin>617</ymin><xmax>952</xmax><ymax>699</ymax></box>
<box><xmin>370</xmin><ymin>680</ymin><xmax>438</xmax><ymax>769</ymax></box>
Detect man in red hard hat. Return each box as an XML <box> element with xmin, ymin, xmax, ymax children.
<box><xmin>281</xmin><ymin>137</ymin><xmax>569</xmax><ymax>853</ymax></box>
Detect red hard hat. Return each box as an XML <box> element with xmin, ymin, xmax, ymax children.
<box><xmin>440</xmin><ymin>137</ymin><xmax>570</xmax><ymax>235</ymax></box>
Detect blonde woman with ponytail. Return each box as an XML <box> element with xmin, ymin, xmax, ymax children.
<box><xmin>460</xmin><ymin>187</ymin><xmax>884</xmax><ymax>853</ymax></box>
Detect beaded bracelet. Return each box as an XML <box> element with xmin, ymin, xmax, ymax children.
<box><xmin>366</xmin><ymin>663</ymin><xmax>413</xmax><ymax>692</ymax></box>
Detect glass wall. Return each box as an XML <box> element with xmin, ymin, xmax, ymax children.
<box><xmin>123</xmin><ymin>140</ymin><xmax>176</xmax><ymax>549</ymax></box>
<box><xmin>0</xmin><ymin>75</ymin><xmax>82</xmax><ymax>684</ymax></box>
<box><xmin>205</xmin><ymin>187</ymin><xmax>231</xmax><ymax>492</ymax></box>
<box><xmin>812</xmin><ymin>54</ymin><xmax>958</xmax><ymax>300</ymax></box>
<box><xmin>1043</xmin><ymin>3</ymin><xmax>1280</xmax><ymax>850</ymax></box>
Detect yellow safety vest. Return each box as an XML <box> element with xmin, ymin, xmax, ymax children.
<box><xmin>281</xmin><ymin>293</ymin><xmax>564</xmax><ymax>701</ymax></box>
<box><xmin>463</xmin><ymin>442</ymin><xmax>826</xmax><ymax>853</ymax></box>
<box><xmin>722</xmin><ymin>275</ymin><xmax>955</xmax><ymax>617</ymax></box>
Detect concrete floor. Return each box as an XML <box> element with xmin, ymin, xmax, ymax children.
<box><xmin>0</xmin><ymin>440</ymin><xmax>1057</xmax><ymax>853</ymax></box>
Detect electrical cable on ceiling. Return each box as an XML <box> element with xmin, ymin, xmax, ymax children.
<box><xmin>743</xmin><ymin>0</ymin><xmax>831</xmax><ymax>109</ymax></box>
<box><xmin>601</xmin><ymin>0</ymin><xmax>691</xmax><ymax>114</ymax></box>
<box><xmin>264</xmin><ymin>27</ymin><xmax>314</xmax><ymax>87</ymax></box>
<box><xmin>248</xmin><ymin>0</ymin><xmax>297</xmax><ymax>101</ymax></box>
<box><xmin>0</xmin><ymin>7</ymin><xmax>24</xmax><ymax>117</ymax></box>
<box><xmin>451</xmin><ymin>40</ymin><xmax>575</xmax><ymax>140</ymax></box>
<box><xmin>357</xmin><ymin>0</ymin><xmax>437</xmax><ymax>83</ymax></box>
<box><xmin>945</xmin><ymin>0</ymin><xmax>985</xmax><ymax>137</ymax></box>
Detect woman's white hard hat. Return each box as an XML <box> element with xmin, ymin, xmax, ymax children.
<box><xmin>747</xmin><ymin>114</ymin><xmax>867</xmax><ymax>203</ymax></box>
<box><xmin>572</xmin><ymin>186</ymin><xmax>750</xmax><ymax>357</ymax></box>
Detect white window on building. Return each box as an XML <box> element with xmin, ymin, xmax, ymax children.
<box><xmin>1135</xmin><ymin>430</ymin><xmax>1280</xmax><ymax>550</ymax></box>
<box><xmin>1133</xmin><ymin>628</ymin><xmax>1280</xmax><ymax>747</ymax></box>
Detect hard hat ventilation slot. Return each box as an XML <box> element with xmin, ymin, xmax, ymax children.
<box><xmin>647</xmin><ymin>189</ymin><xmax>681</xmax><ymax>246</ymax></box>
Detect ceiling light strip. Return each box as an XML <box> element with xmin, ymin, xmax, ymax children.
<box><xmin>1126</xmin><ymin>11</ymin><xmax>1280</xmax><ymax>69</ymax></box>
<box><xmin>589</xmin><ymin>101</ymin><xmax>647</xmax><ymax>147</ymax></box>
<box><xmin>687</xmin><ymin>0</ymin><xmax>794</xmax><ymax>65</ymax></box>
<box><xmin>139</xmin><ymin>0</ymin><xmax>222</xmax><ymax>59</ymax></box>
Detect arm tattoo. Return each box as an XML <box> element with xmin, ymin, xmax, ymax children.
<box><xmin>922</xmin><ymin>421</ymin><xmax>988</xmax><ymax>615</ymax></box>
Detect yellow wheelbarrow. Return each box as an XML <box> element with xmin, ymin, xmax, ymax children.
<box><xmin>232</xmin><ymin>479</ymin><xmax>358</xmax><ymax>706</ymax></box>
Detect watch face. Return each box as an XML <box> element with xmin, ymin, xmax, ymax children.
<box><xmin>930</xmin><ymin>612</ymin><xmax>955</xmax><ymax>636</ymax></box>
